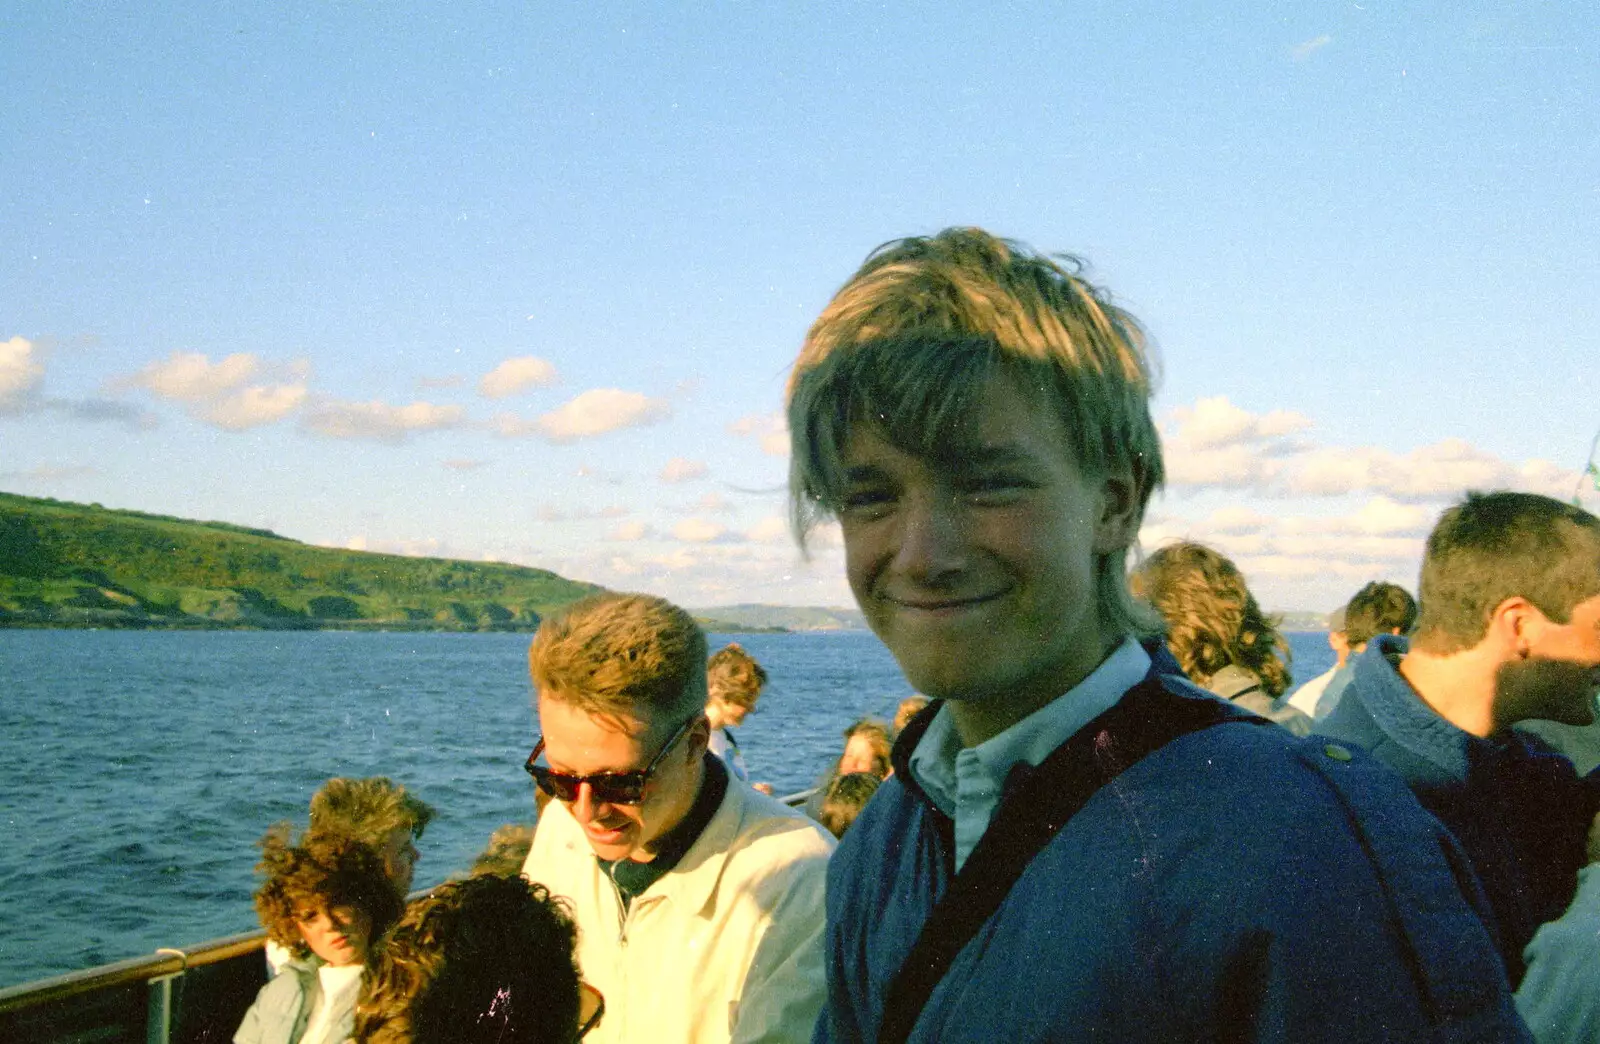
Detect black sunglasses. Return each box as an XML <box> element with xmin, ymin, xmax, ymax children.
<box><xmin>524</xmin><ymin>715</ymin><xmax>696</xmax><ymax>805</ymax></box>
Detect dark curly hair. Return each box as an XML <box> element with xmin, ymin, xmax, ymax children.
<box><xmin>252</xmin><ymin>825</ymin><xmax>404</xmax><ymax>960</ymax></box>
<box><xmin>354</xmin><ymin>874</ymin><xmax>582</xmax><ymax>1044</ymax></box>
<box><xmin>818</xmin><ymin>772</ymin><xmax>882</xmax><ymax>839</ymax></box>
<box><xmin>1131</xmin><ymin>541</ymin><xmax>1293</xmax><ymax>698</ymax></box>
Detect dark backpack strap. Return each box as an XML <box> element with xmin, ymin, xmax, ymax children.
<box><xmin>876</xmin><ymin>678</ymin><xmax>1263</xmax><ymax>1044</ymax></box>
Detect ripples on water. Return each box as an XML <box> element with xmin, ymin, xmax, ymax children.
<box><xmin>0</xmin><ymin>628</ymin><xmax>1334</xmax><ymax>988</ymax></box>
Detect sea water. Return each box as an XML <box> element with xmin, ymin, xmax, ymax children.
<box><xmin>0</xmin><ymin>628</ymin><xmax>1334</xmax><ymax>988</ymax></box>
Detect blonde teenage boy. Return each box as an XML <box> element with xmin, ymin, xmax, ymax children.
<box><xmin>788</xmin><ymin>227</ymin><xmax>1527</xmax><ymax>1043</ymax></box>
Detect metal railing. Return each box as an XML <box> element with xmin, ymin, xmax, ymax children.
<box><xmin>0</xmin><ymin>928</ymin><xmax>264</xmax><ymax>1015</ymax></box>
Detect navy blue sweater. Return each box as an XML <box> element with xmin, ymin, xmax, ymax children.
<box><xmin>1318</xmin><ymin>635</ymin><xmax>1600</xmax><ymax>985</ymax></box>
<box><xmin>815</xmin><ymin>668</ymin><xmax>1528</xmax><ymax>1043</ymax></box>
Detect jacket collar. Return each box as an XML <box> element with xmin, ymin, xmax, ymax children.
<box><xmin>625</xmin><ymin>772</ymin><xmax>762</xmax><ymax>917</ymax></box>
<box><xmin>888</xmin><ymin>636</ymin><xmax>1185</xmax><ymax>809</ymax></box>
<box><xmin>1347</xmin><ymin>634</ymin><xmax>1481</xmax><ymax>782</ymax></box>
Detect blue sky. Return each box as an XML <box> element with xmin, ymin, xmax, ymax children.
<box><xmin>4</xmin><ymin>1</ymin><xmax>1597</xmax><ymax>611</ymax></box>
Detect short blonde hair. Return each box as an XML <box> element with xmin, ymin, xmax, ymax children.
<box><xmin>707</xmin><ymin>643</ymin><xmax>768</xmax><ymax>709</ymax></box>
<box><xmin>787</xmin><ymin>227</ymin><xmax>1164</xmax><ymax>638</ymax></box>
<box><xmin>309</xmin><ymin>777</ymin><xmax>435</xmax><ymax>847</ymax></box>
<box><xmin>529</xmin><ymin>592</ymin><xmax>708</xmax><ymax>726</ymax></box>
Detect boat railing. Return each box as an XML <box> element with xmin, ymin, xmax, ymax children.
<box><xmin>0</xmin><ymin>927</ymin><xmax>269</xmax><ymax>1044</ymax></box>
<box><xmin>0</xmin><ymin>787</ymin><xmax>820</xmax><ymax>1043</ymax></box>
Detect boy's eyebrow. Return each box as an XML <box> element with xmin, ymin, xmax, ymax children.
<box><xmin>936</xmin><ymin>442</ymin><xmax>1049</xmax><ymax>474</ymax></box>
<box><xmin>842</xmin><ymin>463</ymin><xmax>893</xmax><ymax>484</ymax></box>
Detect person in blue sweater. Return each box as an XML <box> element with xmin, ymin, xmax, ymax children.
<box><xmin>784</xmin><ymin>226</ymin><xmax>1529</xmax><ymax>1043</ymax></box>
<box><xmin>1318</xmin><ymin>491</ymin><xmax>1600</xmax><ymax>989</ymax></box>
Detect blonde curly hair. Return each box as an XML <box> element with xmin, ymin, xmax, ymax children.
<box><xmin>1131</xmin><ymin>541</ymin><xmax>1292</xmax><ymax>698</ymax></box>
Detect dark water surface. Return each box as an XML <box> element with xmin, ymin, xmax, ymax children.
<box><xmin>0</xmin><ymin>628</ymin><xmax>1333</xmax><ymax>988</ymax></box>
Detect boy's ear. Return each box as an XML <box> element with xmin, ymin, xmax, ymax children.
<box><xmin>1093</xmin><ymin>469</ymin><xmax>1142</xmax><ymax>554</ymax></box>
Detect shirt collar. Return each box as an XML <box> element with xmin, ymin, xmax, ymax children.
<box><xmin>909</xmin><ymin>636</ymin><xmax>1152</xmax><ymax>816</ymax></box>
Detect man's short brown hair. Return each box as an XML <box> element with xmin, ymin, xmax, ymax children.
<box><xmin>706</xmin><ymin>643</ymin><xmax>768</xmax><ymax>709</ymax></box>
<box><xmin>529</xmin><ymin>592</ymin><xmax>708</xmax><ymax>726</ymax></box>
<box><xmin>1342</xmin><ymin>582</ymin><xmax>1418</xmax><ymax>647</ymax></box>
<box><xmin>1412</xmin><ymin>491</ymin><xmax>1600</xmax><ymax>655</ymax></box>
<box><xmin>787</xmin><ymin>227</ymin><xmax>1164</xmax><ymax>638</ymax></box>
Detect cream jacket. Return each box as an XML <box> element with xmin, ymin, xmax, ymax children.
<box><xmin>522</xmin><ymin>776</ymin><xmax>834</xmax><ymax>1044</ymax></box>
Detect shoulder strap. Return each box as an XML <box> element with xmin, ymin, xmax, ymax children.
<box><xmin>876</xmin><ymin>678</ymin><xmax>1262</xmax><ymax>1044</ymax></box>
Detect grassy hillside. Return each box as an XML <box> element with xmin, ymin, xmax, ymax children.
<box><xmin>694</xmin><ymin>604</ymin><xmax>865</xmax><ymax>632</ymax></box>
<box><xmin>0</xmin><ymin>492</ymin><xmax>601</xmax><ymax>630</ymax></box>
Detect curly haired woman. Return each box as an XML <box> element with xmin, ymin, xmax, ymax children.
<box><xmin>235</xmin><ymin>827</ymin><xmax>403</xmax><ymax>1044</ymax></box>
<box><xmin>1131</xmin><ymin>541</ymin><xmax>1312</xmax><ymax>736</ymax></box>
<box><xmin>353</xmin><ymin>873</ymin><xmax>598</xmax><ymax>1044</ymax></box>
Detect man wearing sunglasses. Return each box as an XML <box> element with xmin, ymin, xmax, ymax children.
<box><xmin>519</xmin><ymin>592</ymin><xmax>835</xmax><ymax>1044</ymax></box>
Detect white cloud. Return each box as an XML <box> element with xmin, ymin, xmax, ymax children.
<box><xmin>1166</xmin><ymin>444</ymin><xmax>1285</xmax><ymax>490</ymax></box>
<box><xmin>124</xmin><ymin>351</ymin><xmax>309</xmax><ymax>430</ymax></box>
<box><xmin>748</xmin><ymin>516</ymin><xmax>791</xmax><ymax>543</ymax></box>
<box><xmin>608</xmin><ymin>521</ymin><xmax>651</xmax><ymax>541</ymax></box>
<box><xmin>1292</xmin><ymin>34</ymin><xmax>1333</xmax><ymax>60</ymax></box>
<box><xmin>661</xmin><ymin>457</ymin><xmax>708</xmax><ymax>483</ymax></box>
<box><xmin>200</xmin><ymin>383</ymin><xmax>309</xmax><ymax>430</ymax></box>
<box><xmin>693</xmin><ymin>492</ymin><xmax>735</xmax><ymax>514</ymax></box>
<box><xmin>1159</xmin><ymin>397</ymin><xmax>1577</xmax><ymax>502</ymax></box>
<box><xmin>0</xmin><ymin>463</ymin><xmax>96</xmax><ymax>482</ymax></box>
<box><xmin>730</xmin><ymin>412</ymin><xmax>790</xmax><ymax>457</ymax></box>
<box><xmin>495</xmin><ymin>389</ymin><xmax>670</xmax><ymax>442</ymax></box>
<box><xmin>1167</xmin><ymin>396</ymin><xmax>1311</xmax><ymax>451</ymax></box>
<box><xmin>302</xmin><ymin>399</ymin><xmax>464</xmax><ymax>441</ymax></box>
<box><xmin>130</xmin><ymin>351</ymin><xmax>259</xmax><ymax>401</ymax></box>
<box><xmin>479</xmin><ymin>356</ymin><xmax>558</xmax><ymax>399</ymax></box>
<box><xmin>341</xmin><ymin>535</ymin><xmax>447</xmax><ymax>558</ymax></box>
<box><xmin>0</xmin><ymin>336</ymin><xmax>45</xmax><ymax>407</ymax></box>
<box><xmin>1136</xmin><ymin>497</ymin><xmax>1434</xmax><ymax>611</ymax></box>
<box><xmin>674</xmin><ymin>518</ymin><xmax>730</xmax><ymax>543</ymax></box>
<box><xmin>1161</xmin><ymin>397</ymin><xmax>1309</xmax><ymax>490</ymax></box>
<box><xmin>1288</xmin><ymin>439</ymin><xmax>1576</xmax><ymax>501</ymax></box>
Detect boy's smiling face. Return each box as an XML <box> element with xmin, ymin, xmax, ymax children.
<box><xmin>838</xmin><ymin>373</ymin><xmax>1137</xmax><ymax>745</ymax></box>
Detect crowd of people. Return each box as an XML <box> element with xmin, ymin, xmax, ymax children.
<box><xmin>233</xmin><ymin>226</ymin><xmax>1600</xmax><ymax>1043</ymax></box>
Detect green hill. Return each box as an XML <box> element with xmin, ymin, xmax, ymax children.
<box><xmin>0</xmin><ymin>492</ymin><xmax>601</xmax><ymax>630</ymax></box>
<box><xmin>693</xmin><ymin>604</ymin><xmax>865</xmax><ymax>632</ymax></box>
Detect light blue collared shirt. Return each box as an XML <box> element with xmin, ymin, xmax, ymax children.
<box><xmin>907</xmin><ymin>637</ymin><xmax>1152</xmax><ymax>872</ymax></box>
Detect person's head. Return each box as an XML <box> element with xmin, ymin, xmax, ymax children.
<box><xmin>817</xmin><ymin>772</ymin><xmax>882</xmax><ymax>839</ymax></box>
<box><xmin>308</xmin><ymin>777</ymin><xmax>435</xmax><ymax>896</ymax></box>
<box><xmin>1342</xmin><ymin>582</ymin><xmax>1418</xmax><ymax>648</ymax></box>
<box><xmin>786</xmin><ymin>228</ymin><xmax>1162</xmax><ymax>720</ymax></box>
<box><xmin>526</xmin><ymin>592</ymin><xmax>711</xmax><ymax>862</ymax></box>
<box><xmin>1326</xmin><ymin>605</ymin><xmax>1350</xmax><ymax>664</ymax></box>
<box><xmin>705</xmin><ymin>643</ymin><xmax>768</xmax><ymax>729</ymax></box>
<box><xmin>354</xmin><ymin>873</ymin><xmax>595</xmax><ymax>1044</ymax></box>
<box><xmin>837</xmin><ymin>719</ymin><xmax>892</xmax><ymax>778</ymax></box>
<box><xmin>252</xmin><ymin>825</ymin><xmax>404</xmax><ymax>968</ymax></box>
<box><xmin>468</xmin><ymin>823</ymin><xmax>536</xmax><ymax>878</ymax></box>
<box><xmin>892</xmin><ymin>695</ymin><xmax>930</xmax><ymax>736</ymax></box>
<box><xmin>1130</xmin><ymin>541</ymin><xmax>1293</xmax><ymax>698</ymax></box>
<box><xmin>1411</xmin><ymin>491</ymin><xmax>1600</xmax><ymax>725</ymax></box>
